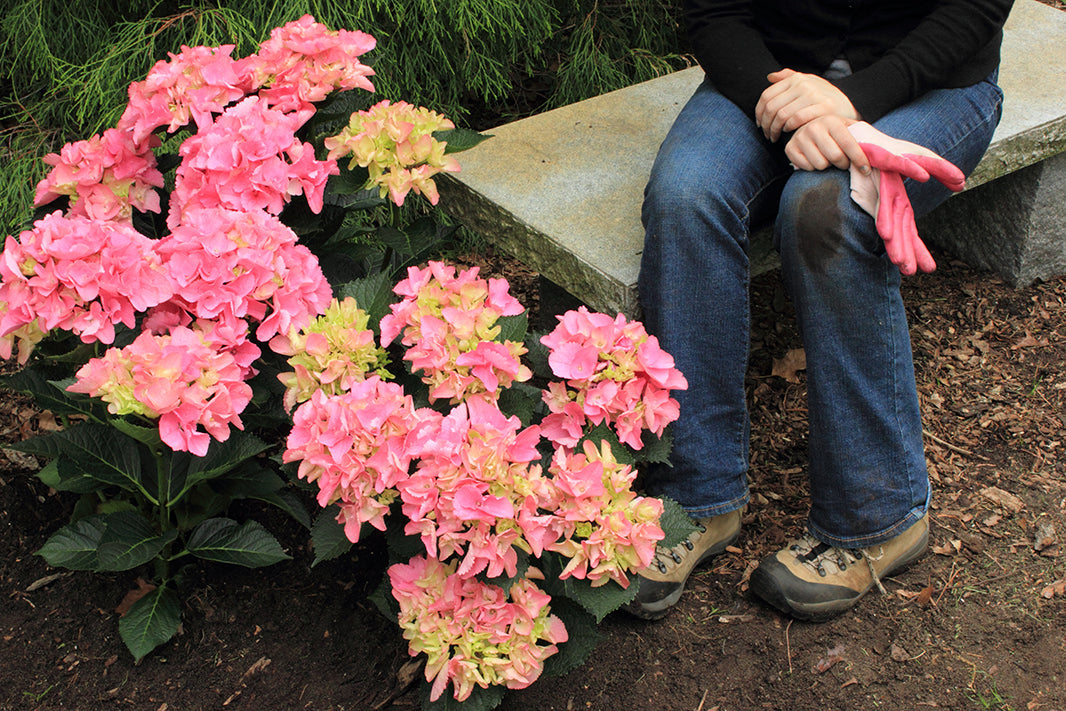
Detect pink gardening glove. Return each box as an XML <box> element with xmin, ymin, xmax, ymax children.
<box><xmin>847</xmin><ymin>122</ymin><xmax>966</xmax><ymax>275</ymax></box>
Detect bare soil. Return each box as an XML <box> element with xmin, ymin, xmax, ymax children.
<box><xmin>2</xmin><ymin>247</ymin><xmax>1064</xmax><ymax>711</ymax></box>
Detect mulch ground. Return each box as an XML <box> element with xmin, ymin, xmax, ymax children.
<box><xmin>3</xmin><ymin>248</ymin><xmax>1062</xmax><ymax>711</ymax></box>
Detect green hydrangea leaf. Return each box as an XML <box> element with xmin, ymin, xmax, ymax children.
<box><xmin>185</xmin><ymin>518</ymin><xmax>290</xmax><ymax>568</ymax></box>
<box><xmin>119</xmin><ymin>584</ymin><xmax>180</xmax><ymax>662</ymax></box>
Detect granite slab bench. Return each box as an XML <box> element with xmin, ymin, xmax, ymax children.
<box><xmin>438</xmin><ymin>0</ymin><xmax>1066</xmax><ymax>318</ymax></box>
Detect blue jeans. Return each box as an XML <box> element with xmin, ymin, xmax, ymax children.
<box><xmin>638</xmin><ymin>75</ymin><xmax>1003</xmax><ymax>547</ymax></box>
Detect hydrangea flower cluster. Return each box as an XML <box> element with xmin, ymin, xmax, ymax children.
<box><xmin>245</xmin><ymin>13</ymin><xmax>377</xmax><ymax>113</ymax></box>
<box><xmin>33</xmin><ymin>128</ymin><xmax>164</xmax><ymax>222</ymax></box>
<box><xmin>1</xmin><ymin>15</ymin><xmax>401</xmax><ymax>457</ymax></box>
<box><xmin>380</xmin><ymin>262</ymin><xmax>531</xmax><ymax>403</ymax></box>
<box><xmin>273</xmin><ymin>297</ymin><xmax>391</xmax><ymax>411</ymax></box>
<box><xmin>67</xmin><ymin>326</ymin><xmax>253</xmax><ymax>456</ymax></box>
<box><xmin>543</xmin><ymin>440</ymin><xmax>665</xmax><ymax>587</ymax></box>
<box><xmin>540</xmin><ymin>306</ymin><xmax>688</xmax><ymax>449</ymax></box>
<box><xmin>399</xmin><ymin>395</ymin><xmax>549</xmax><ymax>580</ymax></box>
<box><xmin>325</xmin><ymin>99</ymin><xmax>460</xmax><ymax>206</ymax></box>
<box><xmin>0</xmin><ymin>212</ymin><xmax>173</xmax><ymax>348</ymax></box>
<box><xmin>154</xmin><ymin>207</ymin><xmax>331</xmax><ymax>343</ymax></box>
<box><xmin>389</xmin><ymin>555</ymin><xmax>568</xmax><ymax>703</ymax></box>
<box><xmin>169</xmin><ymin>96</ymin><xmax>338</xmax><ymax>226</ymax></box>
<box><xmin>118</xmin><ymin>43</ymin><xmax>253</xmax><ymax>145</ymax></box>
<box><xmin>284</xmin><ymin>377</ymin><xmax>438</xmax><ymax>542</ymax></box>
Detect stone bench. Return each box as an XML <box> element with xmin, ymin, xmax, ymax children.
<box><xmin>438</xmin><ymin>0</ymin><xmax>1066</xmax><ymax>318</ymax></box>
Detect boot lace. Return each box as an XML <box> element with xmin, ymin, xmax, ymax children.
<box><xmin>652</xmin><ymin>522</ymin><xmax>707</xmax><ymax>574</ymax></box>
<box><xmin>788</xmin><ymin>534</ymin><xmax>888</xmax><ymax>593</ymax></box>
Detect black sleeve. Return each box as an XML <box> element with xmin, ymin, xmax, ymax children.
<box><xmin>834</xmin><ymin>0</ymin><xmax>1015</xmax><ymax>121</ymax></box>
<box><xmin>682</xmin><ymin>0</ymin><xmax>782</xmax><ymax>118</ymax></box>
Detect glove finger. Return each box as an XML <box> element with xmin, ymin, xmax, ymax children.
<box><xmin>875</xmin><ymin>186</ymin><xmax>906</xmax><ymax>266</ymax></box>
<box><xmin>894</xmin><ymin>194</ymin><xmax>918</xmax><ymax>275</ymax></box>
<box><xmin>907</xmin><ymin>219</ymin><xmax>937</xmax><ymax>273</ymax></box>
<box><xmin>906</xmin><ymin>153</ymin><xmax>966</xmax><ymax>192</ymax></box>
<box><xmin>859</xmin><ymin>143</ymin><xmax>930</xmax><ymax>182</ymax></box>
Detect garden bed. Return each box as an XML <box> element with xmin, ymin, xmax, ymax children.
<box><xmin>3</xmin><ymin>251</ymin><xmax>1064</xmax><ymax>711</ymax></box>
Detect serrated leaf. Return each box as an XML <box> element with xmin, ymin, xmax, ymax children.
<box><xmin>96</xmin><ymin>511</ymin><xmax>177</xmax><ymax>572</ymax></box>
<box><xmin>562</xmin><ymin>573</ymin><xmax>638</xmax><ymax>623</ymax></box>
<box><xmin>631</xmin><ymin>427</ymin><xmax>674</xmax><ymax>465</ymax></box>
<box><xmin>657</xmin><ymin>496</ymin><xmax>698</xmax><ymax>549</ymax></box>
<box><xmin>420</xmin><ymin>679</ymin><xmax>505</xmax><ymax>711</ymax></box>
<box><xmin>119</xmin><ymin>584</ymin><xmax>181</xmax><ymax>661</ymax></box>
<box><xmin>41</xmin><ymin>456</ymin><xmax>101</xmax><ymax>494</ymax></box>
<box><xmin>495</xmin><ymin>382</ymin><xmax>539</xmax><ymax>427</ymax></box>
<box><xmin>540</xmin><ymin>597</ymin><xmax>602</xmax><ymax>678</ymax></box>
<box><xmin>211</xmin><ymin>464</ymin><xmax>310</xmax><ymax>529</ymax></box>
<box><xmin>535</xmin><ymin>549</ymin><xmax>639</xmax><ymax>622</ymax></box>
<box><xmin>496</xmin><ymin>311</ymin><xmax>528</xmax><ymax>344</ymax></box>
<box><xmin>338</xmin><ymin>271</ymin><xmax>396</xmax><ymax>331</ymax></box>
<box><xmin>110</xmin><ymin>419</ymin><xmax>164</xmax><ymax>449</ymax></box>
<box><xmin>185</xmin><ymin>518</ymin><xmax>290</xmax><ymax>568</ymax></box>
<box><xmin>9</xmin><ymin>423</ymin><xmax>150</xmax><ymax>497</ymax></box>
<box><xmin>0</xmin><ymin>369</ymin><xmax>109</xmax><ymax>420</ymax></box>
<box><xmin>434</xmin><ymin>127</ymin><xmax>492</xmax><ymax>154</ymax></box>
<box><xmin>311</xmin><ymin>507</ymin><xmax>353</xmax><ymax>566</ymax></box>
<box><xmin>180</xmin><ymin>431</ymin><xmax>271</xmax><ymax>494</ymax></box>
<box><xmin>36</xmin><ymin>515</ymin><xmax>107</xmax><ymax>570</ymax></box>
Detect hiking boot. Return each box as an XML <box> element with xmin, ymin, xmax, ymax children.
<box><xmin>626</xmin><ymin>508</ymin><xmax>743</xmax><ymax>620</ymax></box>
<box><xmin>749</xmin><ymin>513</ymin><xmax>929</xmax><ymax>622</ymax></box>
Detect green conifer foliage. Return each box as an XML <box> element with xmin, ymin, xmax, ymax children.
<box><xmin>0</xmin><ymin>1</ymin><xmax>688</xmax><ymax>234</ymax></box>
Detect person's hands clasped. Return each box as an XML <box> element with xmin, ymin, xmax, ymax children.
<box><xmin>847</xmin><ymin>122</ymin><xmax>966</xmax><ymax>275</ymax></box>
<box><xmin>755</xmin><ymin>69</ymin><xmax>861</xmax><ymax>142</ymax></box>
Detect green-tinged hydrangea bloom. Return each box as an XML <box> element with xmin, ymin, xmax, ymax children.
<box><xmin>274</xmin><ymin>297</ymin><xmax>390</xmax><ymax>411</ymax></box>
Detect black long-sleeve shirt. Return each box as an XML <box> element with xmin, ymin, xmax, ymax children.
<box><xmin>684</xmin><ymin>0</ymin><xmax>1015</xmax><ymax>121</ymax></box>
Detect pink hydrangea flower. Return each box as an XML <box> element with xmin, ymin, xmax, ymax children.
<box><xmin>540</xmin><ymin>307</ymin><xmax>687</xmax><ymax>449</ymax></box>
<box><xmin>398</xmin><ymin>395</ymin><xmax>548</xmax><ymax>580</ymax></box>
<box><xmin>273</xmin><ymin>297</ymin><xmax>391</xmax><ymax>411</ymax></box>
<box><xmin>169</xmin><ymin>96</ymin><xmax>338</xmax><ymax>226</ymax></box>
<box><xmin>542</xmin><ymin>439</ymin><xmax>665</xmax><ymax>587</ymax></box>
<box><xmin>388</xmin><ymin>555</ymin><xmax>568</xmax><ymax>702</ymax></box>
<box><xmin>0</xmin><ymin>212</ymin><xmax>173</xmax><ymax>349</ymax></box>
<box><xmin>283</xmin><ymin>377</ymin><xmax>441</xmax><ymax>542</ymax></box>
<box><xmin>34</xmin><ymin>129</ymin><xmax>164</xmax><ymax>222</ymax></box>
<box><xmin>379</xmin><ymin>262</ymin><xmax>530</xmax><ymax>403</ymax></box>
<box><xmin>246</xmin><ymin>14</ymin><xmax>376</xmax><ymax>114</ymax></box>
<box><xmin>118</xmin><ymin>43</ymin><xmax>254</xmax><ymax>146</ymax></box>
<box><xmin>325</xmin><ymin>100</ymin><xmax>459</xmax><ymax>206</ymax></box>
<box><xmin>67</xmin><ymin>326</ymin><xmax>253</xmax><ymax>456</ymax></box>
<box><xmin>155</xmin><ymin>207</ymin><xmax>332</xmax><ymax>343</ymax></box>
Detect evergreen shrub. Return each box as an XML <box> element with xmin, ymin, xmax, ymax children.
<box><xmin>0</xmin><ymin>0</ymin><xmax>690</xmax><ymax>235</ymax></box>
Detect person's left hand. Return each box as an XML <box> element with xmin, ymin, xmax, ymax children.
<box><xmin>755</xmin><ymin>69</ymin><xmax>861</xmax><ymax>142</ymax></box>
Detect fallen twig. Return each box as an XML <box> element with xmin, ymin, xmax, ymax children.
<box><xmin>922</xmin><ymin>429</ymin><xmax>990</xmax><ymax>461</ymax></box>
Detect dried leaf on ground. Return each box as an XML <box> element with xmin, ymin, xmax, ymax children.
<box><xmin>115</xmin><ymin>578</ymin><xmax>156</xmax><ymax>617</ymax></box>
<box><xmin>1040</xmin><ymin>579</ymin><xmax>1066</xmax><ymax>599</ymax></box>
<box><xmin>980</xmin><ymin>486</ymin><xmax>1025</xmax><ymax>514</ymax></box>
<box><xmin>771</xmin><ymin>348</ymin><xmax>806</xmax><ymax>384</ymax></box>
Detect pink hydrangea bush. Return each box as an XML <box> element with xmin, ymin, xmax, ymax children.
<box><xmin>389</xmin><ymin>555</ymin><xmax>568</xmax><ymax>703</ymax></box>
<box><xmin>278</xmin><ymin>261</ymin><xmax>690</xmax><ymax>703</ymax></box>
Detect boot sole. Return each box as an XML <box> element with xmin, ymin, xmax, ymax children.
<box><xmin>626</xmin><ymin>529</ymin><xmax>741</xmax><ymax>620</ymax></box>
<box><xmin>751</xmin><ymin>526</ymin><xmax>929</xmax><ymax>622</ymax></box>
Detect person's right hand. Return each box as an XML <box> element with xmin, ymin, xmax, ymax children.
<box><xmin>784</xmin><ymin>115</ymin><xmax>869</xmax><ymax>172</ymax></box>
<box><xmin>846</xmin><ymin>122</ymin><xmax>966</xmax><ymax>275</ymax></box>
